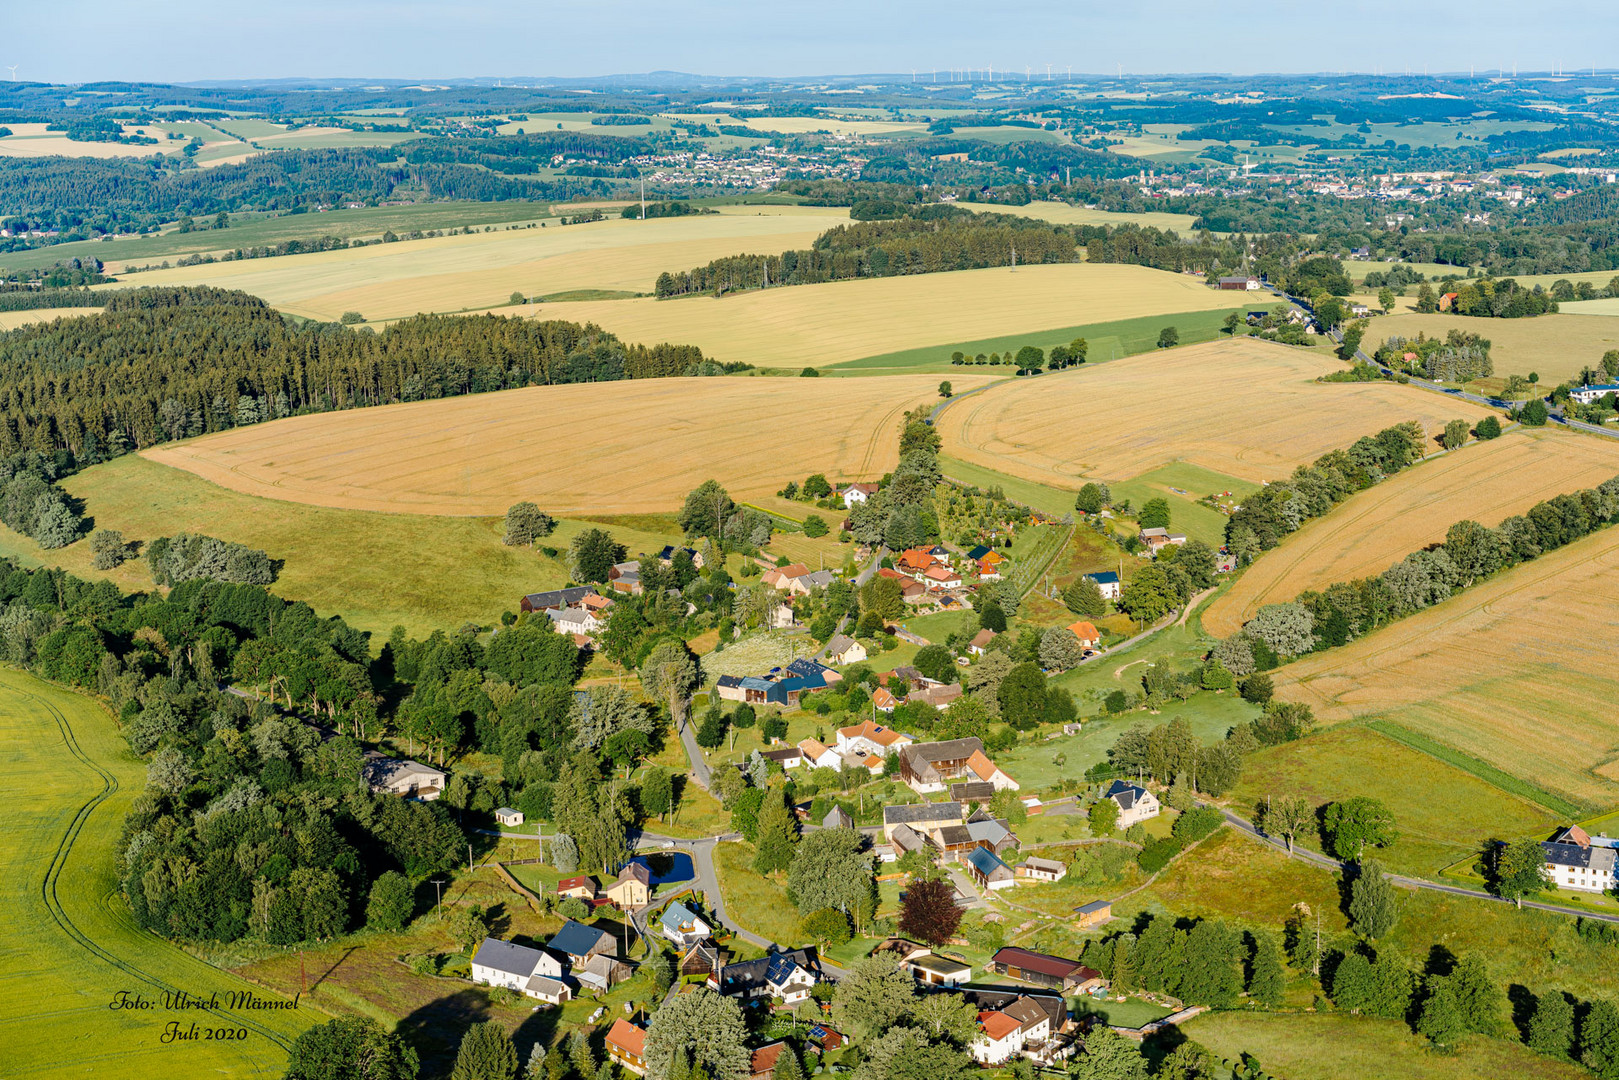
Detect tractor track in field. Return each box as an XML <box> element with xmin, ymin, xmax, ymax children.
<box><xmin>30</xmin><ymin>683</ymin><xmax>296</xmax><ymax>1053</ymax></box>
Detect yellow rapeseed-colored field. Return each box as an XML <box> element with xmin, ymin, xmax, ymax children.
<box><xmin>144</xmin><ymin>373</ymin><xmax>995</xmax><ymax>517</ymax></box>
<box><xmin>535</xmin><ymin>263</ymin><xmax>1235</xmax><ymax>370</ymax></box>
<box><xmin>936</xmin><ymin>337</ymin><xmax>1495</xmax><ymax>491</ymax></box>
<box><xmin>1277</xmin><ymin>525</ymin><xmax>1619</xmax><ymax>807</ymax></box>
<box><xmin>95</xmin><ymin>205</ymin><xmax>848</xmax><ymax>322</ymax></box>
<box><xmin>1372</xmin><ymin>312</ymin><xmax>1619</xmax><ymax>386</ymax></box>
<box><xmin>1204</xmin><ymin>427</ymin><xmax>1619</xmax><ymax>636</ymax></box>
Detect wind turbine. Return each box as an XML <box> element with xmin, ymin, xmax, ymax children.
<box><xmin>5</xmin><ymin>66</ymin><xmax>16</xmax><ymax>82</ymax></box>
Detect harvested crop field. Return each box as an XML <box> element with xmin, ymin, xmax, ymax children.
<box><xmin>936</xmin><ymin>337</ymin><xmax>1494</xmax><ymax>490</ymax></box>
<box><xmin>1204</xmin><ymin>427</ymin><xmax>1619</xmax><ymax>636</ymax></box>
<box><xmin>532</xmin><ymin>263</ymin><xmax>1235</xmax><ymax>370</ymax></box>
<box><xmin>144</xmin><ymin>373</ymin><xmax>993</xmax><ymax>517</ymax></box>
<box><xmin>0</xmin><ymin>307</ymin><xmax>99</xmax><ymax>330</ymax></box>
<box><xmin>1277</xmin><ymin>525</ymin><xmax>1619</xmax><ymax>808</ymax></box>
<box><xmin>98</xmin><ymin>205</ymin><xmax>847</xmax><ymax>323</ymax></box>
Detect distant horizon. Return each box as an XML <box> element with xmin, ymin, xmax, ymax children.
<box><xmin>11</xmin><ymin>1</ymin><xmax>1619</xmax><ymax>85</ymax></box>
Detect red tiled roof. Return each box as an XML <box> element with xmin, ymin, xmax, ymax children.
<box><xmin>607</xmin><ymin>1019</ymin><xmax>645</xmax><ymax>1058</ymax></box>
<box><xmin>978</xmin><ymin>1010</ymin><xmax>1021</xmax><ymax>1040</ymax></box>
<box><xmin>751</xmin><ymin>1042</ymin><xmax>789</xmax><ymax>1076</ymax></box>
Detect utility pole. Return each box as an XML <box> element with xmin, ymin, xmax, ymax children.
<box><xmin>1313</xmin><ymin>908</ymin><xmax>1322</xmax><ymax>977</ymax></box>
<box><xmin>431</xmin><ymin>878</ymin><xmax>447</xmax><ymax>920</ymax></box>
<box><xmin>640</xmin><ymin>176</ymin><xmax>646</xmax><ymax>220</ymax></box>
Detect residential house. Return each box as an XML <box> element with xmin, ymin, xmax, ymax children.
<box><xmin>881</xmin><ymin>800</ymin><xmax>965</xmax><ymax>844</ymax></box>
<box><xmin>363</xmin><ymin>754</ymin><xmax>446</xmax><ymax>801</ymax></box>
<box><xmin>1217</xmin><ymin>275</ymin><xmax>1261</xmax><ymax>290</ymax></box>
<box><xmin>788</xmin><ymin>658</ymin><xmax>840</xmax><ymax>685</ymax></box>
<box><xmin>1139</xmin><ymin>527</ymin><xmax>1187</xmax><ymax>552</ymax></box>
<box><xmin>557</xmin><ymin>876</ymin><xmax>597</xmax><ymax>901</ymax></box>
<box><xmin>836</xmin><ymin>721</ymin><xmax>913</xmax><ymax>758</ymax></box>
<box><xmin>825</xmin><ymin>634</ymin><xmax>868</xmax><ymax>666</ymax></box>
<box><xmin>1105</xmin><ymin>779</ymin><xmax>1161</xmax><ymax>826</ymax></box>
<box><xmin>988</xmin><ymin>947</ymin><xmax>1103</xmax><ymax>992</ymax></box>
<box><xmin>1350</xmin><ymin>303</ymin><xmax>1371</xmax><ymax>318</ymax></box>
<box><xmin>962</xmin><ymin>990</ymin><xmax>1074</xmax><ymax>1063</ymax></box>
<box><xmin>1066</xmin><ymin>621</ymin><xmax>1101</xmax><ymax>651</ymax></box>
<box><xmin>886</xmin><ymin>666</ymin><xmax>927</xmax><ymax>691</ymax></box>
<box><xmin>548</xmin><ymin>606</ymin><xmax>603</xmax><ymax>636</ymax></box>
<box><xmin>715</xmin><ymin>675</ymin><xmax>749</xmax><ymax>703</ymax></box>
<box><xmin>547</xmin><ymin>920</ymin><xmax>615</xmax><ymax>967</ymax></box>
<box><xmin>840</xmin><ymin>482</ymin><xmax>880</xmax><ymax>507</ymax></box>
<box><xmin>1083</xmin><ymin>571</ymin><xmax>1121</xmax><ymax>600</ymax></box>
<box><xmin>910</xmin><ymin>682</ymin><xmax>963</xmax><ymax>710</ymax></box>
<box><xmin>965</xmin><ymin>748</ymin><xmax>1019</xmax><ymax>791</ymax></box>
<box><xmin>605</xmin><ymin>862</ymin><xmax>652</xmax><ymax>910</ymax></box>
<box><xmin>470</xmin><ymin>937</ymin><xmax>569</xmax><ymax>1001</ymax></box>
<box><xmin>965</xmin><ymin>846</ymin><xmax>1016</xmax><ymax>890</ymax></box>
<box><xmin>657</xmin><ymin>545</ymin><xmax>704</xmax><ymax>569</ymax></box>
<box><xmin>762</xmin><ymin>563</ymin><xmax>810</xmax><ymax>591</ymax></box>
<box><xmin>1569</xmin><ymin>384</ymin><xmax>1619</xmax><ymax>406</ymax></box>
<box><xmin>896</xmin><ymin>548</ymin><xmax>939</xmax><ymax>576</ymax></box>
<box><xmin>964</xmin><ymin>811</ymin><xmax>1019</xmax><ymax>855</ymax></box>
<box><xmin>976</xmin><ymin>557</ymin><xmax>1004</xmax><ymax>581</ymax></box>
<box><xmin>966</xmin><ymin>629</ymin><xmax>997</xmax><ymax>656</ymax></box>
<box><xmin>1439</xmin><ymin>291</ymin><xmax>1459</xmax><ymax>312</ymax></box>
<box><xmin>924</xmin><ymin>564</ymin><xmax>963</xmax><ymax>590</ymax></box>
<box><xmin>822</xmin><ymin>804</ymin><xmax>854</xmax><ymax>830</ymax></box>
<box><xmin>900</xmin><ymin>738</ymin><xmax>993</xmax><ymax>794</ymax></box>
<box><xmin>762</xmin><ymin>747</ymin><xmax>804</xmax><ymax>769</ymax></box>
<box><xmin>871</xmin><ymin>687</ymin><xmax>898</xmax><ymax>713</ymax></box>
<box><xmin>658</xmin><ymin>901</ymin><xmax>712</xmax><ymax>947</ymax></box>
<box><xmin>581</xmin><ymin>592</ymin><xmax>615</xmax><ymax>615</ymax></box>
<box><xmin>1016</xmin><ymin>856</ymin><xmax>1067</xmax><ymax>883</ymax></box>
<box><xmin>888</xmin><ymin>823</ymin><xmax>927</xmax><ymax>855</ymax></box>
<box><xmin>494</xmin><ymin>807</ymin><xmax>525</xmax><ymax>827</ymax></box>
<box><xmin>520</xmin><ymin>586</ymin><xmax>598</xmax><ymax>613</ymax></box>
<box><xmin>1541</xmin><ymin>826</ymin><xmax>1618</xmax><ymax>893</ymax></box>
<box><xmin>750</xmin><ymin>1043</ymin><xmax>790</xmax><ymax>1080</ymax></box>
<box><xmin>680</xmin><ymin>940</ymin><xmax>731</xmax><ymax>979</ymax></box>
<box><xmin>709</xmin><ymin>948</ymin><xmax>820</xmax><ymax>1000</ymax></box>
<box><xmin>787</xmin><ymin>569</ymin><xmax>836</xmax><ymax>596</ymax></box>
<box><xmin>1075</xmin><ymin>900</ymin><xmax>1113</xmax><ymax>928</ymax></box>
<box><xmin>799</xmin><ymin>738</ymin><xmax>841</xmax><ymax>771</ymax></box>
<box><xmin>973</xmin><ymin>1009</ymin><xmax>1026</xmax><ymax>1065</ymax></box>
<box><xmin>605</xmin><ymin>1019</ymin><xmax>648</xmax><ymax>1076</ymax></box>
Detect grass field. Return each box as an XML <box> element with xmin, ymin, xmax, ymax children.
<box><xmin>0</xmin><ymin>202</ymin><xmax>557</xmax><ymax>275</ymax></box>
<box><xmin>144</xmin><ymin>373</ymin><xmax>992</xmax><ymax>518</ymax></box>
<box><xmin>936</xmin><ymin>337</ymin><xmax>1495</xmax><ymax>492</ymax></box>
<box><xmin>1277</xmin><ymin>524</ymin><xmax>1619</xmax><ymax>809</ymax></box>
<box><xmin>1372</xmin><ymin>312</ymin><xmax>1619</xmax><ymax>387</ymax></box>
<box><xmin>0</xmin><ymin>668</ymin><xmax>318</xmax><ymax>1077</ymax></box>
<box><xmin>836</xmin><ymin>305</ymin><xmax>1255</xmax><ymax>374</ymax></box>
<box><xmin>94</xmin><ymin>205</ymin><xmax>848</xmax><ymax>323</ymax></box>
<box><xmin>1226</xmin><ymin>725</ymin><xmax>1560</xmax><ymax>877</ymax></box>
<box><xmin>1203</xmin><ymin>427</ymin><xmax>1619</xmax><ymax>636</ymax></box>
<box><xmin>530</xmin><ymin>263</ymin><xmax>1239</xmax><ymax>371</ymax></box>
<box><xmin>1108</xmin><ymin>462</ymin><xmax>1258</xmax><ymax>549</ymax></box>
<box><xmin>0</xmin><ymin>455</ymin><xmax>690</xmax><ymax>639</ymax></box>
<box><xmin>1180</xmin><ymin>1012</ymin><xmax>1590</xmax><ymax>1080</ymax></box>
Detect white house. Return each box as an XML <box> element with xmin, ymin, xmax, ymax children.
<box><xmin>840</xmin><ymin>482</ymin><xmax>880</xmax><ymax>507</ymax></box>
<box><xmin>549</xmin><ymin>606</ymin><xmax>603</xmax><ymax>636</ymax></box>
<box><xmin>797</xmin><ymin>737</ymin><xmax>842</xmax><ymax>770</ymax></box>
<box><xmin>1016</xmin><ymin>857</ymin><xmax>1068</xmax><ymax>883</ymax></box>
<box><xmin>973</xmin><ymin>1010</ymin><xmax>1026</xmax><ymax>1065</ymax></box>
<box><xmin>836</xmin><ymin>720</ymin><xmax>913</xmax><ymax>758</ymax></box>
<box><xmin>1541</xmin><ymin>826</ymin><xmax>1618</xmax><ymax>893</ymax></box>
<box><xmin>1569</xmin><ymin>384</ymin><xmax>1619</xmax><ymax>406</ymax></box>
<box><xmin>1083</xmin><ymin>571</ymin><xmax>1122</xmax><ymax>601</ymax></box>
<box><xmin>363</xmin><ymin>754</ymin><xmax>446</xmax><ymax>801</ymax></box>
<box><xmin>765</xmin><ymin>954</ymin><xmax>819</xmax><ymax>1003</ymax></box>
<box><xmin>1105</xmin><ymin>780</ymin><xmax>1161</xmax><ymax>827</ymax></box>
<box><xmin>825</xmin><ymin>634</ymin><xmax>867</xmax><ymax>665</ymax></box>
<box><xmin>470</xmin><ymin>937</ymin><xmax>569</xmax><ymax>1003</ymax></box>
<box><xmin>495</xmin><ymin>807</ymin><xmax>525</xmax><ymax>827</ymax></box>
<box><xmin>659</xmin><ymin>901</ymin><xmax>712</xmax><ymax>947</ymax></box>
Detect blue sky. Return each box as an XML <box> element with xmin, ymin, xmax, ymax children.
<box><xmin>13</xmin><ymin>1</ymin><xmax>1619</xmax><ymax>84</ymax></box>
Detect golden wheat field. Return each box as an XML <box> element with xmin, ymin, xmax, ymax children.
<box><xmin>1372</xmin><ymin>312</ymin><xmax>1619</xmax><ymax>387</ymax></box>
<box><xmin>0</xmin><ymin>307</ymin><xmax>98</xmax><ymax>330</ymax></box>
<box><xmin>936</xmin><ymin>337</ymin><xmax>1496</xmax><ymax>492</ymax></box>
<box><xmin>94</xmin><ymin>205</ymin><xmax>848</xmax><ymax>322</ymax></box>
<box><xmin>1277</xmin><ymin>525</ymin><xmax>1619</xmax><ymax>807</ymax></box>
<box><xmin>144</xmin><ymin>373</ymin><xmax>994</xmax><ymax>516</ymax></box>
<box><xmin>1203</xmin><ymin>427</ymin><xmax>1619</xmax><ymax>636</ymax></box>
<box><xmin>534</xmin><ymin>263</ymin><xmax>1235</xmax><ymax>370</ymax></box>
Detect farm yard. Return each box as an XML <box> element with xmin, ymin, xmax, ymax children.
<box><xmin>532</xmin><ymin>262</ymin><xmax>1238</xmax><ymax>371</ymax></box>
<box><xmin>143</xmin><ymin>373</ymin><xmax>992</xmax><ymax>517</ymax></box>
<box><xmin>935</xmin><ymin>336</ymin><xmax>1495</xmax><ymax>491</ymax></box>
<box><xmin>1372</xmin><ymin>312</ymin><xmax>1619</xmax><ymax>388</ymax></box>
<box><xmin>0</xmin><ymin>668</ymin><xmax>317</xmax><ymax>1078</ymax></box>
<box><xmin>1277</xmin><ymin>524</ymin><xmax>1619</xmax><ymax>808</ymax></box>
<box><xmin>1203</xmin><ymin>427</ymin><xmax>1619</xmax><ymax>636</ymax></box>
<box><xmin>94</xmin><ymin>204</ymin><xmax>848</xmax><ymax>323</ymax></box>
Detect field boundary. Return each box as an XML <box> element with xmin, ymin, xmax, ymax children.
<box><xmin>1363</xmin><ymin>718</ymin><xmax>1587</xmax><ymax>818</ymax></box>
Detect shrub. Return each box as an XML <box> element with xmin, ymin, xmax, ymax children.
<box><xmin>1137</xmin><ymin>837</ymin><xmax>1184</xmax><ymax>873</ymax></box>
<box><xmin>1173</xmin><ymin>806</ymin><xmax>1225</xmax><ymax>843</ymax></box>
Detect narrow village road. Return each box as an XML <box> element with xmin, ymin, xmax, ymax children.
<box><xmin>634</xmin><ymin>832</ymin><xmax>777</xmax><ymax>950</ymax></box>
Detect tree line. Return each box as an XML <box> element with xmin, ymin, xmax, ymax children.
<box><xmin>0</xmin><ymin>286</ymin><xmax>705</xmax><ymax>457</ymax></box>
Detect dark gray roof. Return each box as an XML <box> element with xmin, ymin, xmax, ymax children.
<box><xmin>908</xmin><ymin>738</ymin><xmax>984</xmax><ymax>764</ymax></box>
<box><xmin>472</xmin><ymin>937</ymin><xmax>548</xmax><ymax>977</ymax></box>
<box><xmin>548</xmin><ymin>919</ymin><xmax>612</xmax><ymax>959</ymax></box>
<box><xmin>523</xmin><ymin>586</ymin><xmax>597</xmax><ymax>610</ymax></box>
<box><xmin>936</xmin><ymin>825</ymin><xmax>973</xmax><ymax>847</ymax></box>
<box><xmin>1106</xmin><ymin>779</ymin><xmax>1148</xmax><ymax>811</ymax></box>
<box><xmin>823</xmin><ymin>805</ymin><xmax>854</xmax><ymax>830</ymax></box>
<box><xmin>883</xmin><ymin>801</ymin><xmax>964</xmax><ymax>826</ymax></box>
<box><xmin>950</xmin><ymin>781</ymin><xmax>998</xmax><ymax>802</ymax></box>
<box><xmin>716</xmin><ymin>675</ymin><xmax>744</xmax><ymax>688</ymax></box>
<box><xmin>715</xmin><ymin>948</ymin><xmax>818</xmax><ymax>993</ymax></box>
<box><xmin>1075</xmin><ymin>900</ymin><xmax>1112</xmax><ymax>915</ymax></box>
<box><xmin>762</xmin><ymin>748</ymin><xmax>802</xmax><ymax>763</ymax></box>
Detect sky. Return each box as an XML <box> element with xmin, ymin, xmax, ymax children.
<box><xmin>12</xmin><ymin>1</ymin><xmax>1619</xmax><ymax>85</ymax></box>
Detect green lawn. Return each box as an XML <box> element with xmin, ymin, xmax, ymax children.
<box><xmin>940</xmin><ymin>457</ymin><xmax>1079</xmax><ymax>519</ymax></box>
<box><xmin>1181</xmin><ymin>1012</ymin><xmax>1591</xmax><ymax>1080</ymax></box>
<box><xmin>1226</xmin><ymin>724</ymin><xmax>1561</xmax><ymax>878</ymax></box>
<box><xmin>1072</xmin><ymin>997</ymin><xmax>1174</xmax><ymax>1029</ymax></box>
<box><xmin>1109</xmin><ymin>463</ymin><xmax>1255</xmax><ymax>549</ymax></box>
<box><xmin>831</xmin><ymin>306</ymin><xmax>1255</xmax><ymax>374</ymax></box>
<box><xmin>0</xmin><ymin>668</ymin><xmax>320</xmax><ymax>1077</ymax></box>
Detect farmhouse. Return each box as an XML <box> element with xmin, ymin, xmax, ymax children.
<box><xmin>659</xmin><ymin>901</ymin><xmax>712</xmax><ymax>947</ymax></box>
<box><xmin>1218</xmin><ymin>275</ymin><xmax>1261</xmax><ymax>290</ymax></box>
<box><xmin>1084</xmin><ymin>571</ymin><xmax>1122</xmax><ymax>600</ymax></box>
<box><xmin>548</xmin><ymin>605</ymin><xmax>603</xmax><ymax>636</ymax></box>
<box><xmin>1540</xmin><ymin>826</ymin><xmax>1618</xmax><ymax>893</ymax></box>
<box><xmin>840</xmin><ymin>482</ymin><xmax>880</xmax><ymax>507</ymax></box>
<box><xmin>899</xmin><ymin>738</ymin><xmax>1018</xmax><ymax>794</ymax></box>
<box><xmin>881</xmin><ymin>800</ymin><xmax>966</xmax><ymax>844</ymax></box>
<box><xmin>520</xmin><ymin>586</ymin><xmax>598</xmax><ymax>612</ymax></box>
<box><xmin>762</xmin><ymin>746</ymin><xmax>804</xmax><ymax>769</ymax></box>
<box><xmin>1106</xmin><ymin>780</ymin><xmax>1161</xmax><ymax>826</ymax></box>
<box><xmin>681</xmin><ymin>940</ymin><xmax>731</xmax><ymax>980</ymax></box>
<box><xmin>1066</xmin><ymin>621</ymin><xmax>1101</xmax><ymax>651</ymax></box>
<box><xmin>924</xmin><ymin>564</ymin><xmax>964</xmax><ymax>590</ymax></box>
<box><xmin>825</xmin><ymin>634</ymin><xmax>868</xmax><ymax>665</ymax></box>
<box><xmin>470</xmin><ymin>937</ymin><xmax>570</xmax><ymax>1002</ymax></box>
<box><xmin>363</xmin><ymin>754</ymin><xmax>445</xmax><ymax>801</ymax></box>
<box><xmin>605</xmin><ymin>1019</ymin><xmax>648</xmax><ymax>1076</ymax></box>
<box><xmin>1139</xmin><ymin>527</ymin><xmax>1187</xmax><ymax>552</ymax></box>
<box><xmin>605</xmin><ymin>862</ymin><xmax>652</xmax><ymax>909</ymax></box>
<box><xmin>988</xmin><ymin>947</ymin><xmax>1103</xmax><ymax>992</ymax></box>
<box><xmin>789</xmin><ymin>657</ymin><xmax>840</xmax><ymax>685</ymax></box>
<box><xmin>973</xmin><ymin>1009</ymin><xmax>1025</xmax><ymax>1065</ymax></box>
<box><xmin>951</xmin><ymin>780</ymin><xmax>999</xmax><ymax>804</ymax></box>
<box><xmin>836</xmin><ymin>720</ymin><xmax>913</xmax><ymax>757</ymax></box>
<box><xmin>577</xmin><ymin>952</ymin><xmax>633</xmax><ymax>992</ymax></box>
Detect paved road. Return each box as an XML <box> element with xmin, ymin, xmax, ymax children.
<box><xmin>635</xmin><ymin>831</ymin><xmax>777</xmax><ymax>950</ymax></box>
<box><xmin>1213</xmin><ymin>803</ymin><xmax>1619</xmax><ymax>924</ymax></box>
<box><xmin>674</xmin><ymin>715</ymin><xmax>712</xmax><ymax>791</ymax></box>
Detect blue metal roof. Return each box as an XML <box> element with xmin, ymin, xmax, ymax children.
<box><xmin>1085</xmin><ymin>571</ymin><xmax>1120</xmax><ymax>585</ymax></box>
<box><xmin>966</xmin><ymin>846</ymin><xmax>1008</xmax><ymax>877</ymax></box>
